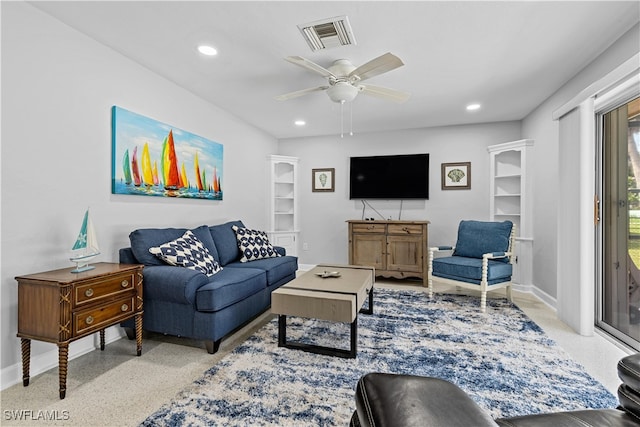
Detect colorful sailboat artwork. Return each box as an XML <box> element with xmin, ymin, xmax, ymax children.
<box><xmin>131</xmin><ymin>146</ymin><xmax>142</xmax><ymax>187</ymax></box>
<box><xmin>162</xmin><ymin>130</ymin><xmax>181</xmax><ymax>190</ymax></box>
<box><xmin>141</xmin><ymin>142</ymin><xmax>154</xmax><ymax>186</ymax></box>
<box><xmin>70</xmin><ymin>209</ymin><xmax>100</xmax><ymax>273</ymax></box>
<box><xmin>122</xmin><ymin>149</ymin><xmax>132</xmax><ymax>185</ymax></box>
<box><xmin>111</xmin><ymin>106</ymin><xmax>224</xmax><ymax>200</ymax></box>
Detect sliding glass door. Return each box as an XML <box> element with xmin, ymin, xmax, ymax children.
<box><xmin>598</xmin><ymin>96</ymin><xmax>640</xmax><ymax>349</ymax></box>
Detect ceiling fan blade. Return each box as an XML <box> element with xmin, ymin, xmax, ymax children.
<box><xmin>349</xmin><ymin>52</ymin><xmax>404</xmax><ymax>82</ymax></box>
<box><xmin>359</xmin><ymin>84</ymin><xmax>410</xmax><ymax>103</ymax></box>
<box><xmin>284</xmin><ymin>56</ymin><xmax>335</xmax><ymax>78</ymax></box>
<box><xmin>275</xmin><ymin>86</ymin><xmax>329</xmax><ymax>101</ymax></box>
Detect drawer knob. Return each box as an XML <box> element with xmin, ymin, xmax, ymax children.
<box><xmin>85</xmin><ymin>315</ymin><xmax>94</xmax><ymax>325</ymax></box>
<box><xmin>121</xmin><ymin>280</ymin><xmax>129</xmax><ymax>288</ymax></box>
<box><xmin>121</xmin><ymin>304</ymin><xmax>129</xmax><ymax>312</ymax></box>
<box><xmin>84</xmin><ymin>288</ymin><xmax>94</xmax><ymax>297</ymax></box>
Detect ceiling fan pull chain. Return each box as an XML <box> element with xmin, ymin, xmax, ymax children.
<box><xmin>350</xmin><ymin>101</ymin><xmax>354</xmax><ymax>136</ymax></box>
<box><xmin>340</xmin><ymin>100</ymin><xmax>345</xmax><ymax>138</ymax></box>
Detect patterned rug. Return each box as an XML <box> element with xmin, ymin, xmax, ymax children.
<box><xmin>141</xmin><ymin>289</ymin><xmax>617</xmax><ymax>426</ymax></box>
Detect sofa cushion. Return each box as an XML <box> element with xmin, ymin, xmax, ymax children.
<box><xmin>142</xmin><ymin>265</ymin><xmax>210</xmax><ymax>306</ymax></box>
<box><xmin>225</xmin><ymin>255</ymin><xmax>298</xmax><ymax>287</ymax></box>
<box><xmin>196</xmin><ymin>267</ymin><xmax>266</xmax><ymax>312</ymax></box>
<box><xmin>432</xmin><ymin>256</ymin><xmax>512</xmax><ymax>285</ymax></box>
<box><xmin>209</xmin><ymin>220</ymin><xmax>245</xmax><ymax>266</ymax></box>
<box><xmin>149</xmin><ymin>230</ymin><xmax>222</xmax><ymax>276</ymax></box>
<box><xmin>453</xmin><ymin>220</ymin><xmax>512</xmax><ymax>262</ymax></box>
<box><xmin>130</xmin><ymin>225</ymin><xmax>219</xmax><ymax>266</ymax></box>
<box><xmin>232</xmin><ymin>226</ymin><xmax>280</xmax><ymax>262</ymax></box>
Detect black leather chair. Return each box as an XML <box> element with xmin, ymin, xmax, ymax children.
<box><xmin>351</xmin><ymin>353</ymin><xmax>640</xmax><ymax>427</ymax></box>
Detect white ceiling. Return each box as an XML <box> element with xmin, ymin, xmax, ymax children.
<box><xmin>29</xmin><ymin>1</ymin><xmax>640</xmax><ymax>139</ymax></box>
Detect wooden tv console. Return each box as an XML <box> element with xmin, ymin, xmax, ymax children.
<box><xmin>347</xmin><ymin>220</ymin><xmax>429</xmax><ymax>286</ymax></box>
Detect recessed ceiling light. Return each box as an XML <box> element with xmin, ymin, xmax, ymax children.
<box><xmin>466</xmin><ymin>103</ymin><xmax>481</xmax><ymax>111</ymax></box>
<box><xmin>197</xmin><ymin>45</ymin><xmax>218</xmax><ymax>56</ymax></box>
<box><xmin>294</xmin><ymin>120</ymin><xmax>306</xmax><ymax>126</ymax></box>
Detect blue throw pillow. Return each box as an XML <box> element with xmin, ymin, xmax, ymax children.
<box><xmin>149</xmin><ymin>230</ymin><xmax>222</xmax><ymax>276</ymax></box>
<box><xmin>130</xmin><ymin>228</ymin><xmax>187</xmax><ymax>266</ymax></box>
<box><xmin>453</xmin><ymin>220</ymin><xmax>512</xmax><ymax>261</ymax></box>
<box><xmin>209</xmin><ymin>220</ymin><xmax>245</xmax><ymax>265</ymax></box>
<box><xmin>130</xmin><ymin>225</ymin><xmax>219</xmax><ymax>266</ymax></box>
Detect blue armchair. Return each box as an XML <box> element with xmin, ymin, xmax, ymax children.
<box><xmin>427</xmin><ymin>220</ymin><xmax>515</xmax><ymax>312</ymax></box>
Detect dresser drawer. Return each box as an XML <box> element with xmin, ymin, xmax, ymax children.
<box><xmin>74</xmin><ymin>272</ymin><xmax>135</xmax><ymax>306</ymax></box>
<box><xmin>352</xmin><ymin>223</ymin><xmax>386</xmax><ymax>233</ymax></box>
<box><xmin>74</xmin><ymin>296</ymin><xmax>135</xmax><ymax>336</ymax></box>
<box><xmin>388</xmin><ymin>224</ymin><xmax>424</xmax><ymax>235</ymax></box>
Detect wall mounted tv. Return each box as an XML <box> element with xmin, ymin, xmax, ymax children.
<box><xmin>349</xmin><ymin>153</ymin><xmax>429</xmax><ymax>200</ymax></box>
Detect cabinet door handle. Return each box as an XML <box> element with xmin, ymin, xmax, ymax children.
<box><xmin>121</xmin><ymin>280</ymin><xmax>129</xmax><ymax>288</ymax></box>
<box><xmin>84</xmin><ymin>288</ymin><xmax>94</xmax><ymax>298</ymax></box>
<box><xmin>85</xmin><ymin>315</ymin><xmax>94</xmax><ymax>325</ymax></box>
<box><xmin>121</xmin><ymin>304</ymin><xmax>129</xmax><ymax>312</ymax></box>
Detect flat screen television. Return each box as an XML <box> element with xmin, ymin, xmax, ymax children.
<box><xmin>349</xmin><ymin>153</ymin><xmax>429</xmax><ymax>199</ymax></box>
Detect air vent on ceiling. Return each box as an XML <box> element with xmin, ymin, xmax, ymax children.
<box><xmin>297</xmin><ymin>16</ymin><xmax>356</xmax><ymax>52</ymax></box>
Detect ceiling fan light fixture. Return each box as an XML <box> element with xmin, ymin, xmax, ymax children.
<box><xmin>327</xmin><ymin>82</ymin><xmax>359</xmax><ymax>103</ymax></box>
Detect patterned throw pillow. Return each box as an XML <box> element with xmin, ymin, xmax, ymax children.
<box><xmin>149</xmin><ymin>230</ymin><xmax>222</xmax><ymax>276</ymax></box>
<box><xmin>232</xmin><ymin>226</ymin><xmax>281</xmax><ymax>262</ymax></box>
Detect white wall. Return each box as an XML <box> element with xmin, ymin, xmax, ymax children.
<box><xmin>522</xmin><ymin>22</ymin><xmax>640</xmax><ymax>307</ymax></box>
<box><xmin>2</xmin><ymin>2</ymin><xmax>637</xmax><ymax>390</ymax></box>
<box><xmin>278</xmin><ymin>122</ymin><xmax>522</xmax><ymax>266</ymax></box>
<box><xmin>1</xmin><ymin>3</ymin><xmax>278</xmax><ymax>386</ymax></box>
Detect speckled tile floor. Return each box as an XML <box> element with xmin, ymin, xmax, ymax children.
<box><xmin>0</xmin><ymin>280</ymin><xmax>632</xmax><ymax>426</ymax></box>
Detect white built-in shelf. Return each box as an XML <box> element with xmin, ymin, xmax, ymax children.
<box><xmin>267</xmin><ymin>155</ymin><xmax>299</xmax><ymax>256</ymax></box>
<box><xmin>488</xmin><ymin>139</ymin><xmax>534</xmax><ymax>287</ymax></box>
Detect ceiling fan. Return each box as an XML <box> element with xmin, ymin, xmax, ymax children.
<box><xmin>275</xmin><ymin>52</ymin><xmax>410</xmax><ymax>104</ymax></box>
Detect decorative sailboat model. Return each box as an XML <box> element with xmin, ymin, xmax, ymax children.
<box><xmin>70</xmin><ymin>209</ymin><xmax>100</xmax><ymax>273</ymax></box>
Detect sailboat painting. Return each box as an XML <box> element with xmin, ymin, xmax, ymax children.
<box><xmin>111</xmin><ymin>106</ymin><xmax>223</xmax><ymax>200</ymax></box>
<box><xmin>70</xmin><ymin>209</ymin><xmax>100</xmax><ymax>273</ymax></box>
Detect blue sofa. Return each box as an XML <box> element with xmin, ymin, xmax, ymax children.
<box><xmin>119</xmin><ymin>220</ymin><xmax>298</xmax><ymax>353</ymax></box>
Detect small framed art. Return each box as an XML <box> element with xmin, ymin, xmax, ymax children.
<box><xmin>312</xmin><ymin>168</ymin><xmax>335</xmax><ymax>192</ymax></box>
<box><xmin>441</xmin><ymin>162</ymin><xmax>471</xmax><ymax>190</ymax></box>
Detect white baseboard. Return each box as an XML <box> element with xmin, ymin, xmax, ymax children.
<box><xmin>1</xmin><ymin>325</ymin><xmax>125</xmax><ymax>391</ymax></box>
<box><xmin>513</xmin><ymin>282</ymin><xmax>557</xmax><ymax>312</ymax></box>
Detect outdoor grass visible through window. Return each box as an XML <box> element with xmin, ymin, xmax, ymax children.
<box><xmin>630</xmin><ymin>216</ymin><xmax>640</xmax><ymax>265</ymax></box>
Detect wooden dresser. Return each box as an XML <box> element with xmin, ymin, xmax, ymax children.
<box><xmin>16</xmin><ymin>262</ymin><xmax>143</xmax><ymax>399</ymax></box>
<box><xmin>347</xmin><ymin>220</ymin><xmax>429</xmax><ymax>286</ymax></box>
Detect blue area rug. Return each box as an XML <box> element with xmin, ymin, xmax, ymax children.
<box><xmin>141</xmin><ymin>289</ymin><xmax>617</xmax><ymax>426</ymax></box>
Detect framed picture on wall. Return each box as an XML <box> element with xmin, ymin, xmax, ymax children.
<box><xmin>312</xmin><ymin>168</ymin><xmax>335</xmax><ymax>192</ymax></box>
<box><xmin>441</xmin><ymin>162</ymin><xmax>471</xmax><ymax>190</ymax></box>
<box><xmin>111</xmin><ymin>106</ymin><xmax>224</xmax><ymax>200</ymax></box>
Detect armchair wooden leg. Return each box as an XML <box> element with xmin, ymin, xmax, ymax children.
<box><xmin>480</xmin><ymin>292</ymin><xmax>487</xmax><ymax>313</ymax></box>
<box><xmin>506</xmin><ymin>285</ymin><xmax>513</xmax><ymax>302</ymax></box>
<box><xmin>427</xmin><ymin>277</ymin><xmax>433</xmax><ymax>298</ymax></box>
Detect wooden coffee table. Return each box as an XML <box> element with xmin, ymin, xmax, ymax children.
<box><xmin>271</xmin><ymin>264</ymin><xmax>374</xmax><ymax>358</ymax></box>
